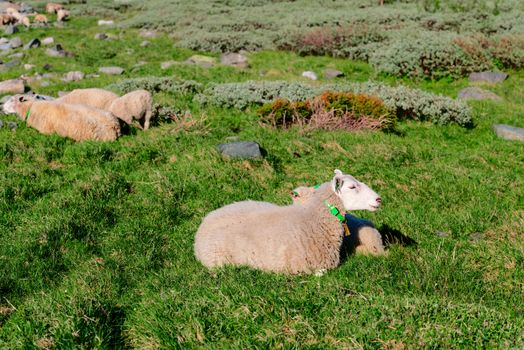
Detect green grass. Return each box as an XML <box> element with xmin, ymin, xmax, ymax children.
<box><xmin>0</xmin><ymin>10</ymin><xmax>523</xmax><ymax>350</ymax></box>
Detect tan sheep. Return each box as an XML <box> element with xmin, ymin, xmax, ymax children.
<box><xmin>19</xmin><ymin>15</ymin><xmax>30</xmax><ymax>27</ymax></box>
<box><xmin>3</xmin><ymin>95</ymin><xmax>121</xmax><ymax>142</ymax></box>
<box><xmin>56</xmin><ymin>88</ymin><xmax>120</xmax><ymax>110</ymax></box>
<box><xmin>107</xmin><ymin>89</ymin><xmax>153</xmax><ymax>130</ymax></box>
<box><xmin>292</xmin><ymin>185</ymin><xmax>386</xmax><ymax>256</ymax></box>
<box><xmin>57</xmin><ymin>9</ymin><xmax>69</xmax><ymax>22</ymax></box>
<box><xmin>194</xmin><ymin>170</ymin><xmax>382</xmax><ymax>274</ymax></box>
<box><xmin>0</xmin><ymin>14</ymin><xmax>17</xmax><ymax>25</ymax></box>
<box><xmin>34</xmin><ymin>14</ymin><xmax>48</xmax><ymax>24</ymax></box>
<box><xmin>45</xmin><ymin>3</ymin><xmax>63</xmax><ymax>14</ymax></box>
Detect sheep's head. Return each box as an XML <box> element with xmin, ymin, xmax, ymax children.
<box><xmin>3</xmin><ymin>94</ymin><xmax>46</xmax><ymax>115</ymax></box>
<box><xmin>331</xmin><ymin>169</ymin><xmax>381</xmax><ymax>211</ymax></box>
<box><xmin>291</xmin><ymin>186</ymin><xmax>315</xmax><ymax>205</ymax></box>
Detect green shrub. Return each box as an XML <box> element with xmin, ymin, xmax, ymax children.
<box><xmin>197</xmin><ymin>80</ymin><xmax>472</xmax><ymax>126</ymax></box>
<box><xmin>106</xmin><ymin>77</ymin><xmax>203</xmax><ymax>95</ymax></box>
<box><xmin>257</xmin><ymin>91</ymin><xmax>396</xmax><ymax>131</ymax></box>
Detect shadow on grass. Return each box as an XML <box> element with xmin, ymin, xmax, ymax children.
<box><xmin>379</xmin><ymin>224</ymin><xmax>418</xmax><ymax>247</ymax></box>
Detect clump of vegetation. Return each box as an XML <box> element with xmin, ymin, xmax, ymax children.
<box><xmin>106</xmin><ymin>77</ymin><xmax>202</xmax><ymax>95</ymax></box>
<box><xmin>258</xmin><ymin>91</ymin><xmax>396</xmax><ymax>131</ymax></box>
<box><xmin>198</xmin><ymin>80</ymin><xmax>472</xmax><ymax>126</ymax></box>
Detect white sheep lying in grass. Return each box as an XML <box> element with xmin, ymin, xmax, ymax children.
<box><xmin>107</xmin><ymin>90</ymin><xmax>153</xmax><ymax>130</ymax></box>
<box><xmin>56</xmin><ymin>88</ymin><xmax>119</xmax><ymax>110</ymax></box>
<box><xmin>3</xmin><ymin>95</ymin><xmax>121</xmax><ymax>142</ymax></box>
<box><xmin>292</xmin><ymin>186</ymin><xmax>386</xmax><ymax>256</ymax></box>
<box><xmin>194</xmin><ymin>169</ymin><xmax>382</xmax><ymax>274</ymax></box>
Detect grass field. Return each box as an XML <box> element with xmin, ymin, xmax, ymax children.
<box><xmin>0</xmin><ymin>1</ymin><xmax>523</xmax><ymax>348</ymax></box>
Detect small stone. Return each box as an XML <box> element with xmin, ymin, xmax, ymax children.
<box><xmin>24</xmin><ymin>38</ymin><xmax>40</xmax><ymax>49</ymax></box>
<box><xmin>302</xmin><ymin>71</ymin><xmax>318</xmax><ymax>80</ymax></box>
<box><xmin>0</xmin><ymin>60</ymin><xmax>20</xmax><ymax>70</ymax></box>
<box><xmin>184</xmin><ymin>55</ymin><xmax>216</xmax><ymax>68</ymax></box>
<box><xmin>9</xmin><ymin>37</ymin><xmax>23</xmax><ymax>48</ymax></box>
<box><xmin>41</xmin><ymin>37</ymin><xmax>54</xmax><ymax>45</ymax></box>
<box><xmin>493</xmin><ymin>124</ymin><xmax>524</xmax><ymax>142</ymax></box>
<box><xmin>161</xmin><ymin>60</ymin><xmax>176</xmax><ymax>69</ymax></box>
<box><xmin>140</xmin><ymin>40</ymin><xmax>150</xmax><ymax>47</ymax></box>
<box><xmin>9</xmin><ymin>52</ymin><xmax>24</xmax><ymax>59</ymax></box>
<box><xmin>469</xmin><ymin>71</ymin><xmax>508</xmax><ymax>84</ymax></box>
<box><xmin>139</xmin><ymin>30</ymin><xmax>157</xmax><ymax>38</ymax></box>
<box><xmin>62</xmin><ymin>71</ymin><xmax>84</xmax><ymax>82</ymax></box>
<box><xmin>24</xmin><ymin>64</ymin><xmax>35</xmax><ymax>70</ymax></box>
<box><xmin>220</xmin><ymin>52</ymin><xmax>248</xmax><ymax>68</ymax></box>
<box><xmin>324</xmin><ymin>68</ymin><xmax>344</xmax><ymax>79</ymax></box>
<box><xmin>0</xmin><ymin>79</ymin><xmax>25</xmax><ymax>94</ymax></box>
<box><xmin>216</xmin><ymin>141</ymin><xmax>263</xmax><ymax>159</ymax></box>
<box><xmin>98</xmin><ymin>66</ymin><xmax>124</xmax><ymax>75</ymax></box>
<box><xmin>46</xmin><ymin>44</ymin><xmax>65</xmax><ymax>57</ymax></box>
<box><xmin>98</xmin><ymin>20</ymin><xmax>114</xmax><ymax>26</ymax></box>
<box><xmin>458</xmin><ymin>87</ymin><xmax>501</xmax><ymax>101</ymax></box>
<box><xmin>4</xmin><ymin>25</ymin><xmax>18</xmax><ymax>35</ymax></box>
<box><xmin>94</xmin><ymin>33</ymin><xmax>108</xmax><ymax>40</ymax></box>
<box><xmin>7</xmin><ymin>121</ymin><xmax>17</xmax><ymax>130</ymax></box>
<box><xmin>0</xmin><ymin>43</ymin><xmax>11</xmax><ymax>51</ymax></box>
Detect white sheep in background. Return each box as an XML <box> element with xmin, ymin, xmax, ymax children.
<box><xmin>56</xmin><ymin>88</ymin><xmax>120</xmax><ymax>110</ymax></box>
<box><xmin>3</xmin><ymin>95</ymin><xmax>121</xmax><ymax>142</ymax></box>
<box><xmin>107</xmin><ymin>89</ymin><xmax>153</xmax><ymax>130</ymax></box>
<box><xmin>194</xmin><ymin>169</ymin><xmax>382</xmax><ymax>274</ymax></box>
<box><xmin>292</xmin><ymin>185</ymin><xmax>386</xmax><ymax>256</ymax></box>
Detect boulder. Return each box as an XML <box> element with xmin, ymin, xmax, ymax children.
<box><xmin>24</xmin><ymin>38</ymin><xmax>41</xmax><ymax>49</ymax></box>
<box><xmin>98</xmin><ymin>20</ymin><xmax>114</xmax><ymax>26</ymax></box>
<box><xmin>9</xmin><ymin>37</ymin><xmax>22</xmax><ymax>49</ymax></box>
<box><xmin>216</xmin><ymin>141</ymin><xmax>263</xmax><ymax>159</ymax></box>
<box><xmin>324</xmin><ymin>68</ymin><xmax>344</xmax><ymax>79</ymax></box>
<box><xmin>458</xmin><ymin>87</ymin><xmax>501</xmax><ymax>101</ymax></box>
<box><xmin>4</xmin><ymin>25</ymin><xmax>18</xmax><ymax>35</ymax></box>
<box><xmin>302</xmin><ymin>71</ymin><xmax>317</xmax><ymax>80</ymax></box>
<box><xmin>185</xmin><ymin>55</ymin><xmax>216</xmax><ymax>68</ymax></box>
<box><xmin>98</xmin><ymin>66</ymin><xmax>124</xmax><ymax>75</ymax></box>
<box><xmin>41</xmin><ymin>37</ymin><xmax>54</xmax><ymax>45</ymax></box>
<box><xmin>493</xmin><ymin>124</ymin><xmax>524</xmax><ymax>142</ymax></box>
<box><xmin>469</xmin><ymin>71</ymin><xmax>508</xmax><ymax>84</ymax></box>
<box><xmin>62</xmin><ymin>71</ymin><xmax>84</xmax><ymax>82</ymax></box>
<box><xmin>220</xmin><ymin>52</ymin><xmax>248</xmax><ymax>68</ymax></box>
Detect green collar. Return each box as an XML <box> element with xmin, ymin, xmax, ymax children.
<box><xmin>323</xmin><ymin>200</ymin><xmax>346</xmax><ymax>222</ymax></box>
<box><xmin>324</xmin><ymin>200</ymin><xmax>351</xmax><ymax>236</ymax></box>
<box><xmin>25</xmin><ymin>108</ymin><xmax>31</xmax><ymax>122</ymax></box>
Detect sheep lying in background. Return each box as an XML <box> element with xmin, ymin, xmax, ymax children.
<box><xmin>46</xmin><ymin>3</ymin><xmax>63</xmax><ymax>14</ymax></box>
<box><xmin>292</xmin><ymin>186</ymin><xmax>386</xmax><ymax>256</ymax></box>
<box><xmin>34</xmin><ymin>14</ymin><xmax>48</xmax><ymax>24</ymax></box>
<box><xmin>3</xmin><ymin>95</ymin><xmax>121</xmax><ymax>142</ymax></box>
<box><xmin>56</xmin><ymin>88</ymin><xmax>119</xmax><ymax>110</ymax></box>
<box><xmin>194</xmin><ymin>169</ymin><xmax>382</xmax><ymax>274</ymax></box>
<box><xmin>108</xmin><ymin>90</ymin><xmax>153</xmax><ymax>130</ymax></box>
<box><xmin>57</xmin><ymin>9</ymin><xmax>69</xmax><ymax>22</ymax></box>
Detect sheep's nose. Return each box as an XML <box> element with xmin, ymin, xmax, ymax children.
<box><xmin>376</xmin><ymin>197</ymin><xmax>382</xmax><ymax>204</ymax></box>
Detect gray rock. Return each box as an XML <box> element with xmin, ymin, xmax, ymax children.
<box><xmin>9</xmin><ymin>52</ymin><xmax>24</xmax><ymax>58</ymax></box>
<box><xmin>140</xmin><ymin>40</ymin><xmax>150</xmax><ymax>47</ymax></box>
<box><xmin>4</xmin><ymin>25</ymin><xmax>18</xmax><ymax>35</ymax></box>
<box><xmin>62</xmin><ymin>71</ymin><xmax>84</xmax><ymax>82</ymax></box>
<box><xmin>217</xmin><ymin>141</ymin><xmax>263</xmax><ymax>159</ymax></box>
<box><xmin>3</xmin><ymin>60</ymin><xmax>20</xmax><ymax>68</ymax></box>
<box><xmin>7</xmin><ymin>121</ymin><xmax>17</xmax><ymax>130</ymax></box>
<box><xmin>41</xmin><ymin>37</ymin><xmax>54</xmax><ymax>45</ymax></box>
<box><xmin>161</xmin><ymin>60</ymin><xmax>177</xmax><ymax>69</ymax></box>
<box><xmin>9</xmin><ymin>37</ymin><xmax>22</xmax><ymax>48</ymax></box>
<box><xmin>493</xmin><ymin>124</ymin><xmax>524</xmax><ymax>142</ymax></box>
<box><xmin>458</xmin><ymin>87</ymin><xmax>501</xmax><ymax>101</ymax></box>
<box><xmin>46</xmin><ymin>44</ymin><xmax>66</xmax><ymax>57</ymax></box>
<box><xmin>98</xmin><ymin>20</ymin><xmax>114</xmax><ymax>26</ymax></box>
<box><xmin>220</xmin><ymin>52</ymin><xmax>248</xmax><ymax>68</ymax></box>
<box><xmin>94</xmin><ymin>33</ymin><xmax>108</xmax><ymax>40</ymax></box>
<box><xmin>24</xmin><ymin>38</ymin><xmax>40</xmax><ymax>49</ymax></box>
<box><xmin>19</xmin><ymin>3</ymin><xmax>33</xmax><ymax>13</ymax></box>
<box><xmin>302</xmin><ymin>71</ymin><xmax>317</xmax><ymax>80</ymax></box>
<box><xmin>139</xmin><ymin>30</ymin><xmax>157</xmax><ymax>38</ymax></box>
<box><xmin>469</xmin><ymin>71</ymin><xmax>508</xmax><ymax>84</ymax></box>
<box><xmin>0</xmin><ymin>43</ymin><xmax>12</xmax><ymax>51</ymax></box>
<box><xmin>324</xmin><ymin>68</ymin><xmax>344</xmax><ymax>79</ymax></box>
<box><xmin>184</xmin><ymin>55</ymin><xmax>216</xmax><ymax>68</ymax></box>
<box><xmin>0</xmin><ymin>79</ymin><xmax>24</xmax><ymax>94</ymax></box>
<box><xmin>98</xmin><ymin>66</ymin><xmax>124</xmax><ymax>75</ymax></box>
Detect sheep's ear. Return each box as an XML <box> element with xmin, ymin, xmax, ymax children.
<box><xmin>18</xmin><ymin>96</ymin><xmax>27</xmax><ymax>102</ymax></box>
<box><xmin>332</xmin><ymin>172</ymin><xmax>344</xmax><ymax>194</ymax></box>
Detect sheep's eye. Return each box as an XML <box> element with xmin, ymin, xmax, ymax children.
<box><xmin>348</xmin><ymin>184</ymin><xmax>356</xmax><ymax>189</ymax></box>
<box><xmin>291</xmin><ymin>191</ymin><xmax>299</xmax><ymax>198</ymax></box>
